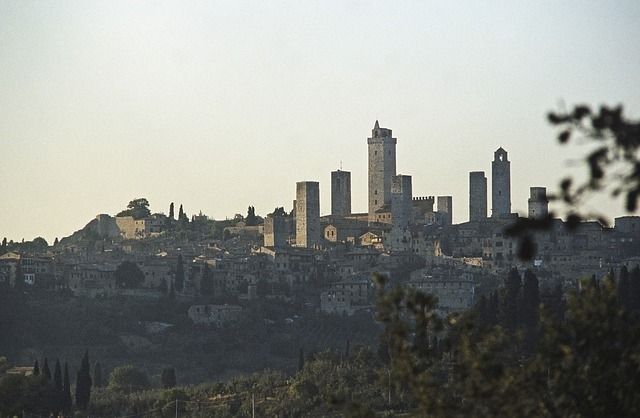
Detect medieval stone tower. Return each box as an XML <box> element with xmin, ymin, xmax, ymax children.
<box><xmin>491</xmin><ymin>147</ymin><xmax>511</xmax><ymax>217</ymax></box>
<box><xmin>391</xmin><ymin>175</ymin><xmax>413</xmax><ymax>228</ymax></box>
<box><xmin>368</xmin><ymin>121</ymin><xmax>397</xmax><ymax>222</ymax></box>
<box><xmin>469</xmin><ymin>171</ymin><xmax>487</xmax><ymax>221</ymax></box>
<box><xmin>528</xmin><ymin>187</ymin><xmax>549</xmax><ymax>219</ymax></box>
<box><xmin>295</xmin><ymin>181</ymin><xmax>320</xmax><ymax>248</ymax></box>
<box><xmin>331</xmin><ymin>170</ymin><xmax>351</xmax><ymax>217</ymax></box>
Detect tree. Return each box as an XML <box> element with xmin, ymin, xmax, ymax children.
<box><xmin>93</xmin><ymin>361</ymin><xmax>103</xmax><ymax>388</ymax></box>
<box><xmin>53</xmin><ymin>237</ymin><xmax>59</xmax><ymax>246</ymax></box>
<box><xmin>200</xmin><ymin>263</ymin><xmax>214</xmax><ymax>296</ymax></box>
<box><xmin>14</xmin><ymin>260</ymin><xmax>24</xmax><ymax>291</ymax></box>
<box><xmin>114</xmin><ymin>261</ymin><xmax>144</xmax><ymax>288</ymax></box>
<box><xmin>618</xmin><ymin>266</ymin><xmax>631</xmax><ymax>309</ymax></box>
<box><xmin>161</xmin><ymin>367</ymin><xmax>177</xmax><ymax>389</ymax></box>
<box><xmin>43</xmin><ymin>358</ymin><xmax>51</xmax><ymax>380</ymax></box>
<box><xmin>501</xmin><ymin>267</ymin><xmax>521</xmax><ymax>330</ymax></box>
<box><xmin>246</xmin><ymin>206</ymin><xmax>258</xmax><ymax>226</ymax></box>
<box><xmin>175</xmin><ymin>255</ymin><xmax>184</xmax><ymax>292</ymax></box>
<box><xmin>33</xmin><ymin>359</ymin><xmax>40</xmax><ymax>376</ymax></box>
<box><xmin>169</xmin><ymin>202</ymin><xmax>175</xmax><ymax>220</ymax></box>
<box><xmin>522</xmin><ymin>269</ymin><xmax>540</xmax><ymax>329</ymax></box>
<box><xmin>270</xmin><ymin>207</ymin><xmax>287</xmax><ymax>217</ymax></box>
<box><xmin>116</xmin><ymin>198</ymin><xmax>151</xmax><ymax>219</ymax></box>
<box><xmin>75</xmin><ymin>350</ymin><xmax>92</xmax><ymax>410</ymax></box>
<box><xmin>63</xmin><ymin>362</ymin><xmax>72</xmax><ymax>412</ymax></box>
<box><xmin>53</xmin><ymin>359</ymin><xmax>63</xmax><ymax>412</ymax></box>
<box><xmin>178</xmin><ymin>204</ymin><xmax>188</xmax><ymax>223</ymax></box>
<box><xmin>107</xmin><ymin>365</ymin><xmax>150</xmax><ymax>393</ymax></box>
<box><xmin>298</xmin><ymin>348</ymin><xmax>305</xmax><ymax>372</ymax></box>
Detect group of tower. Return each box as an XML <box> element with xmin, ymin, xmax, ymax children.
<box><xmin>289</xmin><ymin>121</ymin><xmax>550</xmax><ymax>249</ymax></box>
<box><xmin>469</xmin><ymin>147</ymin><xmax>548</xmax><ymax>222</ymax></box>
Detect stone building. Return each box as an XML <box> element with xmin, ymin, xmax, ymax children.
<box><xmin>469</xmin><ymin>171</ymin><xmax>487</xmax><ymax>221</ymax></box>
<box><xmin>368</xmin><ymin>121</ymin><xmax>397</xmax><ymax>223</ymax></box>
<box><xmin>491</xmin><ymin>147</ymin><xmax>511</xmax><ymax>217</ymax></box>
<box><xmin>295</xmin><ymin>181</ymin><xmax>320</xmax><ymax>248</ymax></box>
<box><xmin>437</xmin><ymin>196</ymin><xmax>453</xmax><ymax>226</ymax></box>
<box><xmin>391</xmin><ymin>175</ymin><xmax>413</xmax><ymax>228</ymax></box>
<box><xmin>264</xmin><ymin>215</ymin><xmax>288</xmax><ymax>248</ymax></box>
<box><xmin>528</xmin><ymin>187</ymin><xmax>549</xmax><ymax>219</ymax></box>
<box><xmin>331</xmin><ymin>170</ymin><xmax>351</xmax><ymax>217</ymax></box>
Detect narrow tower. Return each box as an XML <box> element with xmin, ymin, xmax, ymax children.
<box><xmin>391</xmin><ymin>175</ymin><xmax>413</xmax><ymax>228</ymax></box>
<box><xmin>469</xmin><ymin>171</ymin><xmax>487</xmax><ymax>222</ymax></box>
<box><xmin>437</xmin><ymin>196</ymin><xmax>453</xmax><ymax>226</ymax></box>
<box><xmin>528</xmin><ymin>187</ymin><xmax>549</xmax><ymax>219</ymax></box>
<box><xmin>491</xmin><ymin>148</ymin><xmax>511</xmax><ymax>217</ymax></box>
<box><xmin>331</xmin><ymin>170</ymin><xmax>351</xmax><ymax>217</ymax></box>
<box><xmin>295</xmin><ymin>181</ymin><xmax>320</xmax><ymax>248</ymax></box>
<box><xmin>368</xmin><ymin>121</ymin><xmax>397</xmax><ymax>223</ymax></box>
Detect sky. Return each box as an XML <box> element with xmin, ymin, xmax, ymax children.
<box><xmin>1</xmin><ymin>0</ymin><xmax>640</xmax><ymax>243</ymax></box>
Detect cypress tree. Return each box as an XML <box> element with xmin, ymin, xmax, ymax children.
<box><xmin>618</xmin><ymin>266</ymin><xmax>631</xmax><ymax>310</ymax></box>
<box><xmin>14</xmin><ymin>260</ymin><xmax>24</xmax><ymax>291</ymax></box>
<box><xmin>63</xmin><ymin>362</ymin><xmax>72</xmax><ymax>412</ymax></box>
<box><xmin>169</xmin><ymin>202</ymin><xmax>175</xmax><ymax>220</ymax></box>
<box><xmin>175</xmin><ymin>255</ymin><xmax>184</xmax><ymax>292</ymax></box>
<box><xmin>161</xmin><ymin>367</ymin><xmax>177</xmax><ymax>389</ymax></box>
<box><xmin>43</xmin><ymin>357</ymin><xmax>51</xmax><ymax>380</ymax></box>
<box><xmin>630</xmin><ymin>265</ymin><xmax>640</xmax><ymax>313</ymax></box>
<box><xmin>53</xmin><ymin>237</ymin><xmax>59</xmax><ymax>246</ymax></box>
<box><xmin>298</xmin><ymin>347</ymin><xmax>305</xmax><ymax>372</ymax></box>
<box><xmin>54</xmin><ymin>359</ymin><xmax>63</xmax><ymax>391</ymax></box>
<box><xmin>54</xmin><ymin>359</ymin><xmax>63</xmax><ymax>413</ymax></box>
<box><xmin>502</xmin><ymin>267</ymin><xmax>522</xmax><ymax>330</ymax></box>
<box><xmin>200</xmin><ymin>263</ymin><xmax>213</xmax><ymax>296</ymax></box>
<box><xmin>33</xmin><ymin>359</ymin><xmax>40</xmax><ymax>376</ymax></box>
<box><xmin>75</xmin><ymin>350</ymin><xmax>92</xmax><ymax>410</ymax></box>
<box><xmin>522</xmin><ymin>269</ymin><xmax>540</xmax><ymax>329</ymax></box>
<box><xmin>93</xmin><ymin>361</ymin><xmax>102</xmax><ymax>388</ymax></box>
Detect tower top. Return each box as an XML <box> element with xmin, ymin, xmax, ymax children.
<box><xmin>371</xmin><ymin>120</ymin><xmax>393</xmax><ymax>139</ymax></box>
<box><xmin>494</xmin><ymin>147</ymin><xmax>508</xmax><ymax>162</ymax></box>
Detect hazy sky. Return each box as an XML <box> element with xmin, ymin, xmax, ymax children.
<box><xmin>1</xmin><ymin>1</ymin><xmax>639</xmax><ymax>243</ymax></box>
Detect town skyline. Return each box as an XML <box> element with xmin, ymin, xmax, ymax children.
<box><xmin>2</xmin><ymin>1</ymin><xmax>640</xmax><ymax>242</ymax></box>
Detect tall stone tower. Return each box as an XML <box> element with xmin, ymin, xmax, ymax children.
<box><xmin>368</xmin><ymin>121</ymin><xmax>397</xmax><ymax>223</ymax></box>
<box><xmin>528</xmin><ymin>187</ymin><xmax>549</xmax><ymax>219</ymax></box>
<box><xmin>391</xmin><ymin>175</ymin><xmax>413</xmax><ymax>228</ymax></box>
<box><xmin>491</xmin><ymin>147</ymin><xmax>511</xmax><ymax>217</ymax></box>
<box><xmin>295</xmin><ymin>181</ymin><xmax>320</xmax><ymax>248</ymax></box>
<box><xmin>437</xmin><ymin>196</ymin><xmax>453</xmax><ymax>226</ymax></box>
<box><xmin>469</xmin><ymin>171</ymin><xmax>487</xmax><ymax>222</ymax></box>
<box><xmin>331</xmin><ymin>170</ymin><xmax>351</xmax><ymax>217</ymax></box>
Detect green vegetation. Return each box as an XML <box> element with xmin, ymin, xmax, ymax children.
<box><xmin>117</xmin><ymin>198</ymin><xmax>151</xmax><ymax>219</ymax></box>
<box><xmin>115</xmin><ymin>261</ymin><xmax>145</xmax><ymax>288</ymax></box>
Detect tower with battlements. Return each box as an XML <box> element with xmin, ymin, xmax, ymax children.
<box><xmin>368</xmin><ymin>121</ymin><xmax>397</xmax><ymax>223</ymax></box>
<box><xmin>491</xmin><ymin>148</ymin><xmax>511</xmax><ymax>217</ymax></box>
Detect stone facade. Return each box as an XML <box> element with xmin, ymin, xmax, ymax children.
<box><xmin>392</xmin><ymin>175</ymin><xmax>413</xmax><ymax>228</ymax></box>
<box><xmin>469</xmin><ymin>171</ymin><xmax>487</xmax><ymax>221</ymax></box>
<box><xmin>295</xmin><ymin>181</ymin><xmax>320</xmax><ymax>248</ymax></box>
<box><xmin>368</xmin><ymin>121</ymin><xmax>397</xmax><ymax>223</ymax></box>
<box><xmin>528</xmin><ymin>187</ymin><xmax>549</xmax><ymax>219</ymax></box>
<box><xmin>491</xmin><ymin>147</ymin><xmax>511</xmax><ymax>217</ymax></box>
<box><xmin>331</xmin><ymin>170</ymin><xmax>351</xmax><ymax>217</ymax></box>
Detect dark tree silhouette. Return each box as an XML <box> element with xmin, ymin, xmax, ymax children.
<box><xmin>175</xmin><ymin>255</ymin><xmax>184</xmax><ymax>292</ymax></box>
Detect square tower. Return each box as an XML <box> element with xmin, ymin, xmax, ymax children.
<box><xmin>469</xmin><ymin>171</ymin><xmax>487</xmax><ymax>221</ymax></box>
<box><xmin>391</xmin><ymin>175</ymin><xmax>413</xmax><ymax>228</ymax></box>
<box><xmin>528</xmin><ymin>187</ymin><xmax>549</xmax><ymax>219</ymax></box>
<box><xmin>491</xmin><ymin>147</ymin><xmax>511</xmax><ymax>217</ymax></box>
<box><xmin>295</xmin><ymin>181</ymin><xmax>320</xmax><ymax>248</ymax></box>
<box><xmin>437</xmin><ymin>196</ymin><xmax>453</xmax><ymax>226</ymax></box>
<box><xmin>331</xmin><ymin>170</ymin><xmax>351</xmax><ymax>217</ymax></box>
<box><xmin>368</xmin><ymin>120</ymin><xmax>397</xmax><ymax>223</ymax></box>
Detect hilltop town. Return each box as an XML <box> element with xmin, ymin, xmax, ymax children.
<box><xmin>1</xmin><ymin>121</ymin><xmax>639</xmax><ymax>382</ymax></box>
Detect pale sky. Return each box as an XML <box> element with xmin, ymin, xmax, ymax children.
<box><xmin>1</xmin><ymin>1</ymin><xmax>640</xmax><ymax>243</ymax></box>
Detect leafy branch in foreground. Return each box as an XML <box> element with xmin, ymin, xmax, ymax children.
<box><xmin>507</xmin><ymin>104</ymin><xmax>640</xmax><ymax>260</ymax></box>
